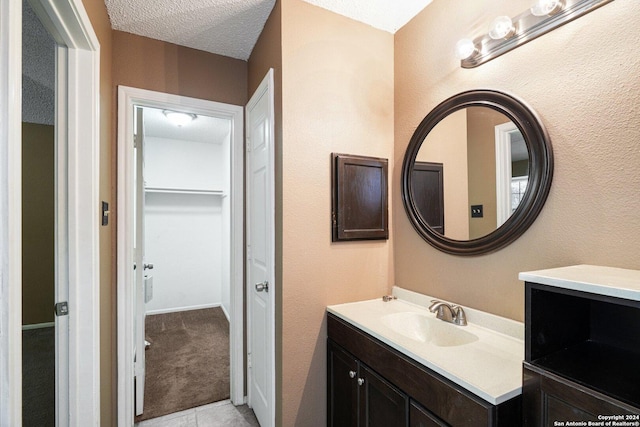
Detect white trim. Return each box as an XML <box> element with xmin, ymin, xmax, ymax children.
<box><xmin>117</xmin><ymin>86</ymin><xmax>245</xmax><ymax>426</ymax></box>
<box><xmin>0</xmin><ymin>0</ymin><xmax>23</xmax><ymax>424</ymax></box>
<box><xmin>495</xmin><ymin>122</ymin><xmax>518</xmax><ymax>228</ymax></box>
<box><xmin>22</xmin><ymin>322</ymin><xmax>56</xmax><ymax>331</ymax></box>
<box><xmin>145</xmin><ymin>303</ymin><xmax>223</xmax><ymax>316</ymax></box>
<box><xmin>220</xmin><ymin>303</ymin><xmax>231</xmax><ymax>322</ymax></box>
<box><xmin>54</xmin><ymin>44</ymin><xmax>71</xmax><ymax>427</ymax></box>
<box><xmin>1</xmin><ymin>0</ymin><xmax>101</xmax><ymax>425</ymax></box>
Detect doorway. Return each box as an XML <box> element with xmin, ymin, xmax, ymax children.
<box><xmin>1</xmin><ymin>0</ymin><xmax>101</xmax><ymax>424</ymax></box>
<box><xmin>134</xmin><ymin>105</ymin><xmax>235</xmax><ymax>421</ymax></box>
<box><xmin>21</xmin><ymin>4</ymin><xmax>57</xmax><ymax>425</ymax></box>
<box><xmin>117</xmin><ymin>87</ymin><xmax>244</xmax><ymax>425</ymax></box>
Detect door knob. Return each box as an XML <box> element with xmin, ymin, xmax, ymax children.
<box><xmin>144</xmin><ymin>263</ymin><xmax>154</xmax><ymax>270</ymax></box>
<box><xmin>255</xmin><ymin>281</ymin><xmax>269</xmax><ymax>292</ymax></box>
<box><xmin>349</xmin><ymin>370</ymin><xmax>356</xmax><ymax>379</ymax></box>
<box><xmin>357</xmin><ymin>378</ymin><xmax>365</xmax><ymax>386</ymax></box>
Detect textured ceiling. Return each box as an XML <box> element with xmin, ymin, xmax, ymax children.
<box><xmin>104</xmin><ymin>0</ymin><xmax>432</xmax><ymax>60</ymax></box>
<box><xmin>23</xmin><ymin>0</ymin><xmax>56</xmax><ymax>125</ymax></box>
<box><xmin>303</xmin><ymin>0</ymin><xmax>433</xmax><ymax>33</ymax></box>
<box><xmin>105</xmin><ymin>0</ymin><xmax>276</xmax><ymax>61</ymax></box>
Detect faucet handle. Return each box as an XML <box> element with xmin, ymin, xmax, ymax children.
<box><xmin>452</xmin><ymin>305</ymin><xmax>468</xmax><ymax>326</ymax></box>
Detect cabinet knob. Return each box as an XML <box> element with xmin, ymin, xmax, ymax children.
<box><xmin>349</xmin><ymin>370</ymin><xmax>356</xmax><ymax>379</ymax></box>
<box><xmin>357</xmin><ymin>378</ymin><xmax>365</xmax><ymax>386</ymax></box>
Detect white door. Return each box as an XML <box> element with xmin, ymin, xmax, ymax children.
<box><xmin>134</xmin><ymin>106</ymin><xmax>147</xmax><ymax>415</ymax></box>
<box><xmin>246</xmin><ymin>69</ymin><xmax>275</xmax><ymax>427</ymax></box>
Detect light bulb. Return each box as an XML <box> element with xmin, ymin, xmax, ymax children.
<box><xmin>488</xmin><ymin>16</ymin><xmax>516</xmax><ymax>40</ymax></box>
<box><xmin>163</xmin><ymin>110</ymin><xmax>197</xmax><ymax>127</ymax></box>
<box><xmin>456</xmin><ymin>38</ymin><xmax>477</xmax><ymax>60</ymax></box>
<box><xmin>530</xmin><ymin>0</ymin><xmax>564</xmax><ymax>16</ymax></box>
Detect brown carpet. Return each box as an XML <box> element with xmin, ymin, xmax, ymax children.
<box><xmin>135</xmin><ymin>307</ymin><xmax>230</xmax><ymax>422</ymax></box>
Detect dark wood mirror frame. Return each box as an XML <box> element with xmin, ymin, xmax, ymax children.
<box><xmin>401</xmin><ymin>90</ymin><xmax>553</xmax><ymax>256</ymax></box>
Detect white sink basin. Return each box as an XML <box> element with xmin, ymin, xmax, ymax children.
<box><xmin>381</xmin><ymin>312</ymin><xmax>479</xmax><ymax>347</ymax></box>
<box><xmin>327</xmin><ymin>288</ymin><xmax>524</xmax><ymax>405</ymax></box>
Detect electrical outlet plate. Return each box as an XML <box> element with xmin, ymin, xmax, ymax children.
<box><xmin>471</xmin><ymin>205</ymin><xmax>484</xmax><ymax>218</ymax></box>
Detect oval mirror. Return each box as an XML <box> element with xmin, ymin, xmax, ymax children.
<box><xmin>401</xmin><ymin>90</ymin><xmax>553</xmax><ymax>255</ymax></box>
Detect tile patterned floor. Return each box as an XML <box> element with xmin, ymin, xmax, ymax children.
<box><xmin>136</xmin><ymin>400</ymin><xmax>260</xmax><ymax>427</ymax></box>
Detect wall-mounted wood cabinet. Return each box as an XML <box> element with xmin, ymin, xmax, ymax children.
<box><xmin>327</xmin><ymin>314</ymin><xmax>521</xmax><ymax>427</ymax></box>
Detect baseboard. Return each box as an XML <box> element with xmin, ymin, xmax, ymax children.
<box><xmin>22</xmin><ymin>322</ymin><xmax>55</xmax><ymax>330</ymax></box>
<box><xmin>220</xmin><ymin>304</ymin><xmax>230</xmax><ymax>322</ymax></box>
<box><xmin>146</xmin><ymin>302</ymin><xmax>222</xmax><ymax>316</ymax></box>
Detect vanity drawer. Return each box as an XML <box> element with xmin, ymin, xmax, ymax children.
<box><xmin>328</xmin><ymin>314</ymin><xmax>521</xmax><ymax>426</ymax></box>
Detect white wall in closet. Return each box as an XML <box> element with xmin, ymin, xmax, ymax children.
<box><xmin>143</xmin><ymin>111</ymin><xmax>232</xmax><ymax>315</ymax></box>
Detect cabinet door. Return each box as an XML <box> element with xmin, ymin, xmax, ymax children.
<box><xmin>409</xmin><ymin>401</ymin><xmax>449</xmax><ymax>427</ymax></box>
<box><xmin>523</xmin><ymin>364</ymin><xmax>639</xmax><ymax>426</ymax></box>
<box><xmin>359</xmin><ymin>364</ymin><xmax>408</xmax><ymax>427</ymax></box>
<box><xmin>328</xmin><ymin>340</ymin><xmax>359</xmax><ymax>427</ymax></box>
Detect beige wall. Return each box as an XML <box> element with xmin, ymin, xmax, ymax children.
<box><xmin>79</xmin><ymin>0</ymin><xmax>115</xmax><ymax>423</ymax></box>
<box><xmin>417</xmin><ymin>109</ymin><xmax>469</xmax><ymax>239</ymax></box>
<box><xmin>467</xmin><ymin>107</ymin><xmax>508</xmax><ymax>239</ymax></box>
<box><xmin>394</xmin><ymin>0</ymin><xmax>640</xmax><ymax>321</ymax></box>
<box><xmin>280</xmin><ymin>0</ymin><xmax>394</xmax><ymax>424</ymax></box>
<box><xmin>22</xmin><ymin>122</ymin><xmax>55</xmax><ymax>326</ymax></box>
<box><xmin>112</xmin><ymin>31</ymin><xmax>248</xmax><ymax>106</ymax></box>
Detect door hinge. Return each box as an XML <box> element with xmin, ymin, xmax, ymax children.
<box><xmin>54</xmin><ymin>301</ymin><xmax>69</xmax><ymax>316</ymax></box>
<box><xmin>248</xmin><ymin>352</ymin><xmax>252</xmax><ymax>369</ymax></box>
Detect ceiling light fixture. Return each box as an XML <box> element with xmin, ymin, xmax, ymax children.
<box><xmin>162</xmin><ymin>110</ymin><xmax>197</xmax><ymax>127</ymax></box>
<box><xmin>456</xmin><ymin>0</ymin><xmax>614</xmax><ymax>69</ymax></box>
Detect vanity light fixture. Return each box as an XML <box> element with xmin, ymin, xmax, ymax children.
<box><xmin>455</xmin><ymin>38</ymin><xmax>477</xmax><ymax>60</ymax></box>
<box><xmin>457</xmin><ymin>0</ymin><xmax>614</xmax><ymax>68</ymax></box>
<box><xmin>488</xmin><ymin>16</ymin><xmax>516</xmax><ymax>40</ymax></box>
<box><xmin>530</xmin><ymin>0</ymin><xmax>565</xmax><ymax>16</ymax></box>
<box><xmin>162</xmin><ymin>110</ymin><xmax>197</xmax><ymax>127</ymax></box>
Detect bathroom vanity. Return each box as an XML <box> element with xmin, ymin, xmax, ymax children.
<box><xmin>327</xmin><ymin>289</ymin><xmax>524</xmax><ymax>426</ymax></box>
<box><xmin>520</xmin><ymin>265</ymin><xmax>640</xmax><ymax>425</ymax></box>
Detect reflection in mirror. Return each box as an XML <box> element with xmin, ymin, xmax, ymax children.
<box><xmin>413</xmin><ymin>107</ymin><xmax>529</xmax><ymax>241</ymax></box>
<box><xmin>402</xmin><ymin>90</ymin><xmax>553</xmax><ymax>255</ymax></box>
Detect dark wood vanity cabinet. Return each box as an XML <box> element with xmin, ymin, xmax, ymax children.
<box><xmin>328</xmin><ymin>340</ymin><xmax>408</xmax><ymax>427</ymax></box>
<box><xmin>523</xmin><ymin>282</ymin><xmax>640</xmax><ymax>426</ymax></box>
<box><xmin>327</xmin><ymin>313</ymin><xmax>521</xmax><ymax>427</ymax></box>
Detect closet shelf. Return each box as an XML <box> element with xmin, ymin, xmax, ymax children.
<box><xmin>145</xmin><ymin>187</ymin><xmax>226</xmax><ymax>196</ymax></box>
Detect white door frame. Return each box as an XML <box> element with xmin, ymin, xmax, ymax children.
<box><xmin>116</xmin><ymin>86</ymin><xmax>245</xmax><ymax>425</ymax></box>
<box><xmin>246</xmin><ymin>69</ymin><xmax>276</xmax><ymax>427</ymax></box>
<box><xmin>0</xmin><ymin>0</ymin><xmax>101</xmax><ymax>425</ymax></box>
<box><xmin>495</xmin><ymin>121</ymin><xmax>518</xmax><ymax>227</ymax></box>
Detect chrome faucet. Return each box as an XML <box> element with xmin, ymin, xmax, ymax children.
<box><xmin>428</xmin><ymin>300</ymin><xmax>467</xmax><ymax>326</ymax></box>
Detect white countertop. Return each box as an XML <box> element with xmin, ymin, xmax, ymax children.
<box><xmin>327</xmin><ymin>288</ymin><xmax>524</xmax><ymax>405</ymax></box>
<box><xmin>519</xmin><ymin>264</ymin><xmax>640</xmax><ymax>301</ymax></box>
